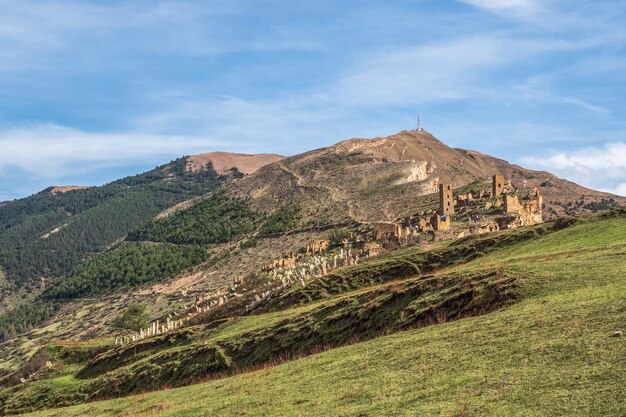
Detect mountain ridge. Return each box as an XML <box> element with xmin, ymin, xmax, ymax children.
<box><xmin>224</xmin><ymin>130</ymin><xmax>621</xmax><ymax>223</ymax></box>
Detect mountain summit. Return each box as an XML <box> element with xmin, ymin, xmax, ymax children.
<box><xmin>228</xmin><ymin>130</ymin><xmax>618</xmax><ymax>223</ymax></box>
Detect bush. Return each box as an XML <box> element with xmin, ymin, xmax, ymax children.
<box><xmin>112</xmin><ymin>304</ymin><xmax>149</xmax><ymax>334</ymax></box>
<box><xmin>328</xmin><ymin>228</ymin><xmax>352</xmax><ymax>244</ymax></box>
<box><xmin>240</xmin><ymin>238</ymin><xmax>259</xmax><ymax>249</ymax></box>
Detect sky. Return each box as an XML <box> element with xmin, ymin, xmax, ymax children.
<box><xmin>0</xmin><ymin>0</ymin><xmax>625</xmax><ymax>201</ymax></box>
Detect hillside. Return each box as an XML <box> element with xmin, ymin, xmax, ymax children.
<box><xmin>0</xmin><ymin>131</ymin><xmax>623</xmax><ymax>416</ymax></box>
<box><xmin>0</xmin><ymin>153</ymin><xmax>280</xmax><ymax>342</ymax></box>
<box><xmin>227</xmin><ymin>130</ymin><xmax>620</xmax><ymax>223</ymax></box>
<box><xmin>186</xmin><ymin>152</ymin><xmax>284</xmax><ymax>175</ymax></box>
<box><xmin>2</xmin><ymin>208</ymin><xmax>624</xmax><ymax>416</ymax></box>
<box><xmin>0</xmin><ymin>129</ymin><xmax>616</xmax><ymax>349</ymax></box>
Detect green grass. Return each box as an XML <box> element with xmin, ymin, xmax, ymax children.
<box><xmin>13</xmin><ymin>210</ymin><xmax>626</xmax><ymax>416</ymax></box>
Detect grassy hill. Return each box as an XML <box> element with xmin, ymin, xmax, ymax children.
<box><xmin>0</xmin><ymin>157</ymin><xmax>229</xmax><ymax>343</ymax></box>
<box><xmin>1</xmin><ymin>130</ymin><xmax>622</xmax><ymax>352</ymax></box>
<box><xmin>3</xmin><ymin>209</ymin><xmax>624</xmax><ymax>416</ymax></box>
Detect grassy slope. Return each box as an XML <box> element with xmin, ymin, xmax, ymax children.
<box><xmin>21</xmin><ymin>212</ymin><xmax>626</xmax><ymax>416</ymax></box>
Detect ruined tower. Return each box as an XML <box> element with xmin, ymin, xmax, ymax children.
<box><xmin>492</xmin><ymin>175</ymin><xmax>504</xmax><ymax>196</ymax></box>
<box><xmin>439</xmin><ymin>183</ymin><xmax>454</xmax><ymax>216</ymax></box>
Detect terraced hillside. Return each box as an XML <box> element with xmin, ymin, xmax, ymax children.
<box><xmin>3</xmin><ymin>208</ymin><xmax>624</xmax><ymax>417</ymax></box>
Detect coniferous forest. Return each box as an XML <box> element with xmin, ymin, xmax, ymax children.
<box><xmin>0</xmin><ymin>159</ymin><xmax>226</xmax><ymax>342</ymax></box>
<box><xmin>127</xmin><ymin>192</ymin><xmax>258</xmax><ymax>245</ymax></box>
<box><xmin>0</xmin><ymin>158</ymin><xmax>223</xmax><ymax>291</ymax></box>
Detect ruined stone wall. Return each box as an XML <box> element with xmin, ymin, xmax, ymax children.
<box><xmin>305</xmin><ymin>240</ymin><xmax>329</xmax><ymax>255</ymax></box>
<box><xmin>433</xmin><ymin>214</ymin><xmax>450</xmax><ymax>231</ymax></box>
<box><xmin>503</xmin><ymin>189</ymin><xmax>543</xmax><ymax>226</ymax></box>
<box><xmin>504</xmin><ymin>195</ymin><xmax>520</xmax><ymax>214</ymax></box>
<box><xmin>374</xmin><ymin>223</ymin><xmax>397</xmax><ymax>241</ymax></box>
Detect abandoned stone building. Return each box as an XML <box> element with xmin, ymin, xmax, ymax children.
<box><xmin>405</xmin><ymin>174</ymin><xmax>543</xmax><ymax>240</ymax></box>
<box><xmin>262</xmin><ymin>174</ymin><xmax>542</xmax><ymax>275</ymax></box>
<box><xmin>432</xmin><ymin>213</ymin><xmax>451</xmax><ymax>231</ymax></box>
<box><xmin>492</xmin><ymin>175</ymin><xmax>504</xmax><ymax>196</ymax></box>
<box><xmin>263</xmin><ymin>252</ymin><xmax>300</xmax><ymax>272</ymax></box>
<box><xmin>372</xmin><ymin>223</ymin><xmax>419</xmax><ymax>247</ymax></box>
<box><xmin>361</xmin><ymin>241</ymin><xmax>384</xmax><ymax>257</ymax></box>
<box><xmin>305</xmin><ymin>240</ymin><xmax>329</xmax><ymax>255</ymax></box>
<box><xmin>439</xmin><ymin>183</ymin><xmax>454</xmax><ymax>216</ymax></box>
<box><xmin>502</xmin><ymin>188</ymin><xmax>543</xmax><ymax>227</ymax></box>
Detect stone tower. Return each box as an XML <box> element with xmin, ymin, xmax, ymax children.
<box><xmin>492</xmin><ymin>175</ymin><xmax>504</xmax><ymax>196</ymax></box>
<box><xmin>439</xmin><ymin>183</ymin><xmax>454</xmax><ymax>216</ymax></box>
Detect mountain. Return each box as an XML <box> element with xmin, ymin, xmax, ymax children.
<box><xmin>0</xmin><ymin>130</ymin><xmax>623</xmax><ymax>416</ymax></box>
<box><xmin>226</xmin><ymin>129</ymin><xmax>619</xmax><ymax>223</ymax></box>
<box><xmin>29</xmin><ymin>129</ymin><xmax>617</xmax><ymax>302</ymax></box>
<box><xmin>0</xmin><ymin>153</ymin><xmax>281</xmax><ymax>313</ymax></box>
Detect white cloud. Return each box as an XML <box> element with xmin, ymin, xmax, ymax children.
<box><xmin>603</xmin><ymin>183</ymin><xmax>626</xmax><ymax>197</ymax></box>
<box><xmin>521</xmin><ymin>142</ymin><xmax>626</xmax><ymax>196</ymax></box>
<box><xmin>0</xmin><ymin>124</ymin><xmax>224</xmax><ymax>178</ymax></box>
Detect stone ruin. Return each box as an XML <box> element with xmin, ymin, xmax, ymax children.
<box><xmin>361</xmin><ymin>241</ymin><xmax>384</xmax><ymax>257</ymax></box>
<box><xmin>480</xmin><ymin>175</ymin><xmax>543</xmax><ymax>229</ymax></box>
<box><xmin>372</xmin><ymin>223</ymin><xmax>420</xmax><ymax>247</ymax></box>
<box><xmin>502</xmin><ymin>187</ymin><xmax>543</xmax><ymax>227</ymax></box>
<box><xmin>245</xmin><ymin>246</ymin><xmax>371</xmax><ymax>312</ymax></box>
<box><xmin>305</xmin><ymin>239</ymin><xmax>330</xmax><ymax>255</ymax></box>
<box><xmin>492</xmin><ymin>175</ymin><xmax>504</xmax><ymax>196</ymax></box>
<box><xmin>114</xmin><ymin>316</ymin><xmax>184</xmax><ymax>346</ymax></box>
<box><xmin>439</xmin><ymin>183</ymin><xmax>454</xmax><ymax>216</ymax></box>
<box><xmin>263</xmin><ymin>251</ymin><xmax>299</xmax><ymax>272</ymax></box>
<box><xmin>263</xmin><ymin>239</ymin><xmax>332</xmax><ymax>273</ymax></box>
<box><xmin>398</xmin><ymin>175</ymin><xmax>543</xmax><ymax>241</ymax></box>
<box><xmin>233</xmin><ymin>275</ymin><xmax>244</xmax><ymax>286</ymax></box>
<box><xmin>405</xmin><ymin>183</ymin><xmax>455</xmax><ymax>234</ymax></box>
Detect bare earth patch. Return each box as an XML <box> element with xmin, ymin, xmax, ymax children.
<box><xmin>186</xmin><ymin>152</ymin><xmax>284</xmax><ymax>175</ymax></box>
<box><xmin>50</xmin><ymin>186</ymin><xmax>91</xmax><ymax>194</ymax></box>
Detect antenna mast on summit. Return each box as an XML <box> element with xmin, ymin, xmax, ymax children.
<box><xmin>416</xmin><ymin>115</ymin><xmax>423</xmax><ymax>132</ymax></box>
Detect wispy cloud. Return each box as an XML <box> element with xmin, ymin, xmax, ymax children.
<box><xmin>334</xmin><ymin>37</ymin><xmax>504</xmax><ymax>106</ymax></box>
<box><xmin>0</xmin><ymin>124</ymin><xmax>223</xmax><ymax>178</ymax></box>
<box><xmin>0</xmin><ymin>0</ymin><xmax>322</xmax><ymax>73</ymax></box>
<box><xmin>0</xmin><ymin>0</ymin><xmax>625</xmax><ymax>200</ymax></box>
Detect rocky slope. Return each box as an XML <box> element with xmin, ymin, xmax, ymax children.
<box><xmin>228</xmin><ymin>130</ymin><xmax>620</xmax><ymax>223</ymax></box>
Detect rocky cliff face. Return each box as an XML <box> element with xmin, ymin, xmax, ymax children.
<box><xmin>227</xmin><ymin>130</ymin><xmax>621</xmax><ymax>223</ymax></box>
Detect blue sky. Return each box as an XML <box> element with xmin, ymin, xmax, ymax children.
<box><xmin>1</xmin><ymin>0</ymin><xmax>625</xmax><ymax>201</ymax></box>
